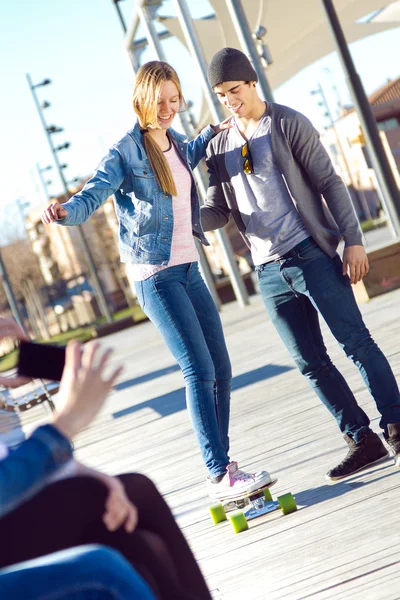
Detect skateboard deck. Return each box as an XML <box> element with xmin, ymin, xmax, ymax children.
<box><xmin>220</xmin><ymin>478</ymin><xmax>278</xmax><ymax>511</ymax></box>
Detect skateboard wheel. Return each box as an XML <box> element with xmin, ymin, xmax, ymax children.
<box><xmin>277</xmin><ymin>492</ymin><xmax>297</xmax><ymax>515</ymax></box>
<box><xmin>263</xmin><ymin>488</ymin><xmax>273</xmax><ymax>502</ymax></box>
<box><xmin>209</xmin><ymin>503</ymin><xmax>227</xmax><ymax>524</ymax></box>
<box><xmin>229</xmin><ymin>511</ymin><xmax>249</xmax><ymax>533</ymax></box>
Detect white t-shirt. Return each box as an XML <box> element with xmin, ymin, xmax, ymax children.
<box><xmin>128</xmin><ymin>142</ymin><xmax>199</xmax><ymax>281</ymax></box>
<box><xmin>225</xmin><ymin>116</ymin><xmax>309</xmax><ymax>264</ymax></box>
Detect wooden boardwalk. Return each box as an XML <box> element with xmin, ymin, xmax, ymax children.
<box><xmin>15</xmin><ymin>287</ymin><xmax>400</xmax><ymax>599</ymax></box>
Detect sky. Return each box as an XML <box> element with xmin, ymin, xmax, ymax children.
<box><xmin>1</xmin><ymin>0</ymin><xmax>399</xmax><ymax>243</ymax></box>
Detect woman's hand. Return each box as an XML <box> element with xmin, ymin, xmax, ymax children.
<box><xmin>102</xmin><ymin>474</ymin><xmax>138</xmax><ymax>533</ymax></box>
<box><xmin>75</xmin><ymin>463</ymin><xmax>137</xmax><ymax>533</ymax></box>
<box><xmin>0</xmin><ymin>318</ymin><xmax>31</xmax><ymax>388</ymax></box>
<box><xmin>41</xmin><ymin>202</ymin><xmax>68</xmax><ymax>224</ymax></box>
<box><xmin>212</xmin><ymin>116</ymin><xmax>233</xmax><ymax>134</ymax></box>
<box><xmin>52</xmin><ymin>340</ymin><xmax>123</xmax><ymax>440</ymax></box>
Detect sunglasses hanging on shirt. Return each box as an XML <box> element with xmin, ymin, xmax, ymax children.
<box><xmin>241</xmin><ymin>141</ymin><xmax>254</xmax><ymax>175</ymax></box>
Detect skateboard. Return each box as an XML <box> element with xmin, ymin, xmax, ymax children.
<box><xmin>209</xmin><ymin>479</ymin><xmax>297</xmax><ymax>534</ymax></box>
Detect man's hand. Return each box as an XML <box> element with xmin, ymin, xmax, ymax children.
<box><xmin>0</xmin><ymin>318</ymin><xmax>31</xmax><ymax>388</ymax></box>
<box><xmin>52</xmin><ymin>341</ymin><xmax>123</xmax><ymax>440</ymax></box>
<box><xmin>41</xmin><ymin>202</ymin><xmax>68</xmax><ymax>224</ymax></box>
<box><xmin>342</xmin><ymin>245</ymin><xmax>369</xmax><ymax>285</ymax></box>
<box><xmin>75</xmin><ymin>463</ymin><xmax>137</xmax><ymax>533</ymax></box>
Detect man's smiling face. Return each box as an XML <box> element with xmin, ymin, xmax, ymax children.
<box><xmin>213</xmin><ymin>81</ymin><xmax>258</xmax><ymax>119</ymax></box>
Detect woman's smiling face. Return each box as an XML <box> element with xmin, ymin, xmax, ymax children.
<box><xmin>156</xmin><ymin>80</ymin><xmax>180</xmax><ymax>129</ymax></box>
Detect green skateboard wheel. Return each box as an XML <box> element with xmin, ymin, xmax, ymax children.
<box><xmin>263</xmin><ymin>488</ymin><xmax>273</xmax><ymax>502</ymax></box>
<box><xmin>229</xmin><ymin>511</ymin><xmax>249</xmax><ymax>533</ymax></box>
<box><xmin>209</xmin><ymin>503</ymin><xmax>227</xmax><ymax>524</ymax></box>
<box><xmin>277</xmin><ymin>492</ymin><xmax>297</xmax><ymax>515</ymax></box>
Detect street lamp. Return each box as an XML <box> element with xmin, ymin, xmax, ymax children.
<box><xmin>224</xmin><ymin>0</ymin><xmax>274</xmax><ymax>102</ymax></box>
<box><xmin>55</xmin><ymin>142</ymin><xmax>70</xmax><ymax>151</ymax></box>
<box><xmin>33</xmin><ymin>78</ymin><xmax>52</xmax><ymax>88</ymax></box>
<box><xmin>37</xmin><ymin>164</ymin><xmax>53</xmax><ymax>202</ymax></box>
<box><xmin>27</xmin><ymin>73</ymin><xmax>113</xmax><ymax>323</ymax></box>
<box><xmin>0</xmin><ymin>250</ymin><xmax>24</xmax><ymax>328</ymax></box>
<box><xmin>46</xmin><ymin>125</ymin><xmax>64</xmax><ymax>134</ymax></box>
<box><xmin>253</xmin><ymin>25</ymin><xmax>273</xmax><ymax>68</ymax></box>
<box><xmin>16</xmin><ymin>198</ymin><xmax>31</xmax><ymax>223</ymax></box>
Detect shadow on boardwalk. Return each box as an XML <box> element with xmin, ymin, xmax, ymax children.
<box><xmin>112</xmin><ymin>363</ymin><xmax>293</xmax><ymax>419</ymax></box>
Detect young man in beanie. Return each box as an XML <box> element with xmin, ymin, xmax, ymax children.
<box><xmin>201</xmin><ymin>47</ymin><xmax>400</xmax><ymax>480</ymax></box>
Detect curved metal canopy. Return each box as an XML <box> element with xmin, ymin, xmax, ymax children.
<box><xmin>126</xmin><ymin>0</ymin><xmax>399</xmax><ymax>89</ymax></box>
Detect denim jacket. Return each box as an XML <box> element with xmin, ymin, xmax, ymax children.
<box><xmin>0</xmin><ymin>425</ymin><xmax>73</xmax><ymax>519</ymax></box>
<box><xmin>58</xmin><ymin>123</ymin><xmax>215</xmax><ymax>265</ymax></box>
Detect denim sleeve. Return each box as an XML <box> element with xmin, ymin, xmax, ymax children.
<box><xmin>57</xmin><ymin>147</ymin><xmax>126</xmax><ymax>227</ymax></box>
<box><xmin>187</xmin><ymin>125</ymin><xmax>215</xmax><ymax>170</ymax></box>
<box><xmin>0</xmin><ymin>424</ymin><xmax>73</xmax><ymax>519</ymax></box>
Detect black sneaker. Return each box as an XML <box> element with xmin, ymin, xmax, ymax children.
<box><xmin>384</xmin><ymin>423</ymin><xmax>400</xmax><ymax>468</ymax></box>
<box><xmin>325</xmin><ymin>431</ymin><xmax>388</xmax><ymax>481</ymax></box>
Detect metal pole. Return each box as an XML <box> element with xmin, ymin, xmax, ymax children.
<box><xmin>321</xmin><ymin>0</ymin><xmax>400</xmax><ymax>237</ymax></box>
<box><xmin>172</xmin><ymin>0</ymin><xmax>223</xmax><ymax>125</ymax></box>
<box><xmin>16</xmin><ymin>198</ymin><xmax>54</xmax><ymax>338</ymax></box>
<box><xmin>172</xmin><ymin>0</ymin><xmax>250</xmax><ymax>307</ymax></box>
<box><xmin>112</xmin><ymin>0</ymin><xmax>127</xmax><ymax>33</ymax></box>
<box><xmin>26</xmin><ymin>277</ymin><xmax>51</xmax><ymax>340</ymax></box>
<box><xmin>26</xmin><ymin>74</ymin><xmax>113</xmax><ymax>322</ymax></box>
<box><xmin>134</xmin><ymin>4</ymin><xmax>222</xmax><ymax>309</ymax></box>
<box><xmin>0</xmin><ymin>250</ymin><xmax>24</xmax><ymax>329</ymax></box>
<box><xmin>36</xmin><ymin>164</ymin><xmax>82</xmax><ymax>281</ymax></box>
<box><xmin>136</xmin><ymin>4</ymin><xmax>167</xmax><ymax>60</ymax></box>
<box><xmin>224</xmin><ymin>0</ymin><xmax>275</xmax><ymax>103</ymax></box>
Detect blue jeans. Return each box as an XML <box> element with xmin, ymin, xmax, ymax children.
<box><xmin>135</xmin><ymin>262</ymin><xmax>232</xmax><ymax>476</ymax></box>
<box><xmin>0</xmin><ymin>545</ymin><xmax>155</xmax><ymax>600</ymax></box>
<box><xmin>256</xmin><ymin>237</ymin><xmax>400</xmax><ymax>442</ymax></box>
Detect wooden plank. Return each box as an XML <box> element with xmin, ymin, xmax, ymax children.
<box><xmin>12</xmin><ymin>287</ymin><xmax>400</xmax><ymax>600</ymax></box>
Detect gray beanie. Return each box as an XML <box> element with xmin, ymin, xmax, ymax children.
<box><xmin>208</xmin><ymin>47</ymin><xmax>258</xmax><ymax>89</ymax></box>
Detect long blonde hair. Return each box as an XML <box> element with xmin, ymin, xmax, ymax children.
<box><xmin>133</xmin><ymin>61</ymin><xmax>185</xmax><ymax>196</ymax></box>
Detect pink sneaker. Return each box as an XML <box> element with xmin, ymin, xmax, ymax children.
<box><xmin>207</xmin><ymin>461</ymin><xmax>273</xmax><ymax>500</ymax></box>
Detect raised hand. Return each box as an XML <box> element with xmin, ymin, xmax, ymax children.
<box><xmin>52</xmin><ymin>340</ymin><xmax>123</xmax><ymax>439</ymax></box>
<box><xmin>41</xmin><ymin>202</ymin><xmax>68</xmax><ymax>224</ymax></box>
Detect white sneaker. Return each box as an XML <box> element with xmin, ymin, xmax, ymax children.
<box><xmin>207</xmin><ymin>461</ymin><xmax>273</xmax><ymax>501</ymax></box>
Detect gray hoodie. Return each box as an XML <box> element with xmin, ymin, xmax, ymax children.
<box><xmin>201</xmin><ymin>102</ymin><xmax>362</xmax><ymax>258</ymax></box>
